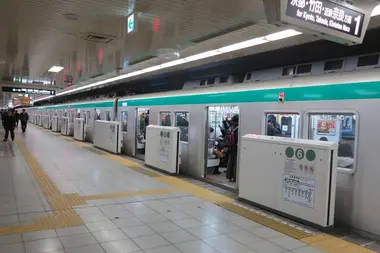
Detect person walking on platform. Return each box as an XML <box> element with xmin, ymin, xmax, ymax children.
<box><xmin>19</xmin><ymin>109</ymin><xmax>29</xmax><ymax>133</ymax></box>
<box><xmin>14</xmin><ymin>110</ymin><xmax>20</xmax><ymax>127</ymax></box>
<box><xmin>3</xmin><ymin>109</ymin><xmax>16</xmax><ymax>141</ymax></box>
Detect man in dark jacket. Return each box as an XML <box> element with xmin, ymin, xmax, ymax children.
<box><xmin>3</xmin><ymin>109</ymin><xmax>16</xmax><ymax>141</ymax></box>
<box><xmin>19</xmin><ymin>109</ymin><xmax>29</xmax><ymax>133</ymax></box>
<box><xmin>226</xmin><ymin>114</ymin><xmax>239</xmax><ymax>182</ymax></box>
<box><xmin>14</xmin><ymin>111</ymin><xmax>19</xmax><ymax>127</ymax></box>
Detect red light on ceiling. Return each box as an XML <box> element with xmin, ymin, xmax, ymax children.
<box><xmin>98</xmin><ymin>48</ymin><xmax>103</xmax><ymax>60</ymax></box>
<box><xmin>153</xmin><ymin>18</ymin><xmax>159</xmax><ymax>32</ymax></box>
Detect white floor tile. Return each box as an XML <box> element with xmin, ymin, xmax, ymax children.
<box><xmin>86</xmin><ymin>220</ymin><xmax>118</xmax><ymax>232</ymax></box>
<box><xmin>175</xmin><ymin>239</ymin><xmax>216</xmax><ymax>253</ymax></box>
<box><xmin>60</xmin><ymin>232</ymin><xmax>97</xmax><ymax>248</ymax></box>
<box><xmin>113</xmin><ymin>217</ymin><xmax>144</xmax><ymax>228</ymax></box>
<box><xmin>101</xmin><ymin>238</ymin><xmax>141</xmax><ymax>253</ymax></box>
<box><xmin>137</xmin><ymin>214</ymin><xmax>168</xmax><ymax>224</ymax></box>
<box><xmin>0</xmin><ymin>242</ymin><xmax>25</xmax><ymax>253</ymax></box>
<box><xmin>0</xmin><ymin>233</ymin><xmax>22</xmax><ymax>245</ymax></box>
<box><xmin>160</xmin><ymin>229</ymin><xmax>197</xmax><ymax>244</ymax></box>
<box><xmin>227</xmin><ymin>230</ymin><xmax>262</xmax><ymax>244</ymax></box>
<box><xmin>247</xmin><ymin>240</ymin><xmax>289</xmax><ymax>253</ymax></box>
<box><xmin>25</xmin><ymin>238</ymin><xmax>63</xmax><ymax>253</ymax></box>
<box><xmin>122</xmin><ymin>225</ymin><xmax>156</xmax><ymax>238</ymax></box>
<box><xmin>173</xmin><ymin>218</ymin><xmax>204</xmax><ymax>229</ymax></box>
<box><xmin>92</xmin><ymin>229</ymin><xmax>129</xmax><ymax>243</ymax></box>
<box><xmin>22</xmin><ymin>230</ymin><xmax>57</xmax><ymax>241</ymax></box>
<box><xmin>56</xmin><ymin>226</ymin><xmax>89</xmax><ymax>237</ymax></box>
<box><xmin>144</xmin><ymin>245</ymin><xmax>181</xmax><ymax>253</ymax></box>
<box><xmin>66</xmin><ymin>244</ymin><xmax>105</xmax><ymax>253</ymax></box>
<box><xmin>202</xmin><ymin>234</ymin><xmax>241</xmax><ymax>251</ymax></box>
<box><xmin>209</xmin><ymin>222</ymin><xmax>242</xmax><ymax>234</ymax></box>
<box><xmin>132</xmin><ymin>234</ymin><xmax>170</xmax><ymax>250</ymax></box>
<box><xmin>186</xmin><ymin>226</ymin><xmax>221</xmax><ymax>239</ymax></box>
<box><xmin>148</xmin><ymin>221</ymin><xmax>181</xmax><ymax>233</ymax></box>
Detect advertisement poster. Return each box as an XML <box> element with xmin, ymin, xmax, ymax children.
<box><xmin>317</xmin><ymin>119</ymin><xmax>336</xmax><ymax>135</ymax></box>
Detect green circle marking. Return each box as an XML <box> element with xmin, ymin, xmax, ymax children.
<box><xmin>285</xmin><ymin>147</ymin><xmax>294</xmax><ymax>158</ymax></box>
<box><xmin>306</xmin><ymin>150</ymin><xmax>316</xmax><ymax>162</ymax></box>
<box><xmin>295</xmin><ymin>148</ymin><xmax>305</xmax><ymax>160</ymax></box>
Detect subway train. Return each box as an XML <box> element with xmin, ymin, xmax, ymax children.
<box><xmin>28</xmin><ymin>68</ymin><xmax>380</xmax><ymax>238</ymax></box>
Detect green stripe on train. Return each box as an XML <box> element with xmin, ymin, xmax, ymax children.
<box><xmin>118</xmin><ymin>81</ymin><xmax>380</xmax><ymax>106</ymax></box>
<box><xmin>35</xmin><ymin>81</ymin><xmax>380</xmax><ymax>110</ymax></box>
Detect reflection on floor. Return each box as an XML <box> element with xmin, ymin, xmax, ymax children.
<box><xmin>206</xmin><ymin>167</ymin><xmax>237</xmax><ymax>189</ymax></box>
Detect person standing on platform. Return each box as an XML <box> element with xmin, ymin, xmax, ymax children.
<box><xmin>19</xmin><ymin>109</ymin><xmax>29</xmax><ymax>133</ymax></box>
<box><xmin>3</xmin><ymin>109</ymin><xmax>16</xmax><ymax>141</ymax></box>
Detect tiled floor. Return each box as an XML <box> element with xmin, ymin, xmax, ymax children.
<box><xmin>0</xmin><ymin>126</ymin><xmax>352</xmax><ymax>252</ymax></box>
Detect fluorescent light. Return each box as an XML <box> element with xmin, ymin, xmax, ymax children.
<box><xmin>372</xmin><ymin>4</ymin><xmax>380</xmax><ymax>17</ymax></box>
<box><xmin>184</xmin><ymin>50</ymin><xmax>221</xmax><ymax>62</ymax></box>
<box><xmin>219</xmin><ymin>37</ymin><xmax>268</xmax><ymax>53</ymax></box>
<box><xmin>34</xmin><ymin>29</ymin><xmax>302</xmax><ymax>103</ymax></box>
<box><xmin>264</xmin><ymin>29</ymin><xmax>302</xmax><ymax>41</ymax></box>
<box><xmin>48</xmin><ymin>66</ymin><xmax>64</xmax><ymax>73</ymax></box>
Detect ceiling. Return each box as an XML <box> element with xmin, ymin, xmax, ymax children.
<box><xmin>1</xmin><ymin>0</ymin><xmax>380</xmax><ymax>93</ymax></box>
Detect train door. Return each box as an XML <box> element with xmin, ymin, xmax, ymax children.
<box><xmin>135</xmin><ymin>108</ymin><xmax>149</xmax><ymax>159</ymax></box>
<box><xmin>205</xmin><ymin>105</ymin><xmax>240</xmax><ymax>189</ymax></box>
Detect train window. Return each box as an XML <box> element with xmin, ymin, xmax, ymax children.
<box><xmin>207</xmin><ymin>78</ymin><xmax>215</xmax><ymax>85</ymax></box>
<box><xmin>121</xmin><ymin>111</ymin><xmax>128</xmax><ymax>132</ymax></box>
<box><xmin>200</xmin><ymin>80</ymin><xmax>206</xmax><ymax>86</ymax></box>
<box><xmin>296</xmin><ymin>64</ymin><xmax>312</xmax><ymax>74</ymax></box>
<box><xmin>105</xmin><ymin>111</ymin><xmax>111</xmax><ymax>121</ymax></box>
<box><xmin>175</xmin><ymin>112</ymin><xmax>189</xmax><ymax>142</ymax></box>
<box><xmin>324</xmin><ymin>59</ymin><xmax>343</xmax><ymax>71</ymax></box>
<box><xmin>308</xmin><ymin>113</ymin><xmax>356</xmax><ymax>170</ymax></box>
<box><xmin>160</xmin><ymin>112</ymin><xmax>171</xmax><ymax>126</ymax></box>
<box><xmin>357</xmin><ymin>54</ymin><xmax>379</xmax><ymax>67</ymax></box>
<box><xmin>220</xmin><ymin>76</ymin><xmax>228</xmax><ymax>83</ymax></box>
<box><xmin>282</xmin><ymin>66</ymin><xmax>296</xmax><ymax>76</ymax></box>
<box><xmin>265</xmin><ymin>113</ymin><xmax>300</xmax><ymax>138</ymax></box>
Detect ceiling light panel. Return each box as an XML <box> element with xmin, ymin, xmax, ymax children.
<box><xmin>34</xmin><ymin>29</ymin><xmax>302</xmax><ymax>103</ymax></box>
<box><xmin>48</xmin><ymin>66</ymin><xmax>64</xmax><ymax>73</ymax></box>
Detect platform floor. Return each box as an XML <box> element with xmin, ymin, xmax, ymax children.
<box><xmin>0</xmin><ymin>124</ymin><xmax>375</xmax><ymax>253</ymax></box>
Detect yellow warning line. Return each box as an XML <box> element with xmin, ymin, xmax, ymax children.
<box><xmin>1</xmin><ymin>135</ymin><xmax>176</xmax><ymax>236</ymax></box>
<box><xmin>27</xmin><ymin>126</ymin><xmax>377</xmax><ymax>253</ymax></box>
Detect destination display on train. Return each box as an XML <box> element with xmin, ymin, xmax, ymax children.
<box><xmin>286</xmin><ymin>0</ymin><xmax>365</xmax><ymax>38</ymax></box>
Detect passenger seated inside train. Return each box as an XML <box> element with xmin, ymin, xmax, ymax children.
<box><xmin>318</xmin><ymin>137</ymin><xmax>354</xmax><ymax>168</ymax></box>
<box><xmin>267</xmin><ymin>115</ymin><xmax>281</xmax><ymax>136</ymax></box>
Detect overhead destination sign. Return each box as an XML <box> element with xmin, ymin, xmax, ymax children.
<box><xmin>286</xmin><ymin>0</ymin><xmax>365</xmax><ymax>38</ymax></box>
<box><xmin>2</xmin><ymin>86</ymin><xmax>56</xmax><ymax>95</ymax></box>
<box><xmin>263</xmin><ymin>0</ymin><xmax>376</xmax><ymax>45</ymax></box>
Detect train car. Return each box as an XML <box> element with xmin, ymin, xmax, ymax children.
<box><xmin>29</xmin><ymin>68</ymin><xmax>380</xmax><ymax>238</ymax></box>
